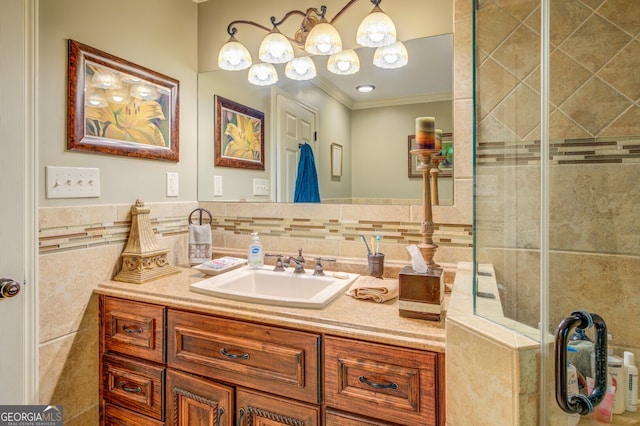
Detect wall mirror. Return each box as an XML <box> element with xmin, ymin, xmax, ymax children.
<box><xmin>197</xmin><ymin>33</ymin><xmax>453</xmax><ymax>205</ymax></box>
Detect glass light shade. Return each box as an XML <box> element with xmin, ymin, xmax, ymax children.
<box><xmin>373</xmin><ymin>41</ymin><xmax>408</xmax><ymax>69</ymax></box>
<box><xmin>356</xmin><ymin>6</ymin><xmax>397</xmax><ymax>47</ymax></box>
<box><xmin>248</xmin><ymin>63</ymin><xmax>278</xmax><ymax>86</ymax></box>
<box><xmin>304</xmin><ymin>18</ymin><xmax>342</xmax><ymax>55</ymax></box>
<box><xmin>90</xmin><ymin>67</ymin><xmax>121</xmax><ymax>89</ymax></box>
<box><xmin>130</xmin><ymin>84</ymin><xmax>159</xmax><ymax>100</ymax></box>
<box><xmin>107</xmin><ymin>87</ymin><xmax>130</xmax><ymax>104</ymax></box>
<box><xmin>327</xmin><ymin>49</ymin><xmax>360</xmax><ymax>75</ymax></box>
<box><xmin>85</xmin><ymin>88</ymin><xmax>107</xmax><ymax>108</ymax></box>
<box><xmin>218</xmin><ymin>36</ymin><xmax>252</xmax><ymax>70</ymax></box>
<box><xmin>285</xmin><ymin>57</ymin><xmax>317</xmax><ymax>80</ymax></box>
<box><xmin>259</xmin><ymin>30</ymin><xmax>294</xmax><ymax>64</ymax></box>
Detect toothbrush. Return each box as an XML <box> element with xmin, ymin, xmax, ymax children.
<box><xmin>360</xmin><ymin>234</ymin><xmax>372</xmax><ymax>255</ymax></box>
<box><xmin>375</xmin><ymin>234</ymin><xmax>381</xmax><ymax>254</ymax></box>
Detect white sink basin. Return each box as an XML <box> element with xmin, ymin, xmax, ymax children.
<box><xmin>190</xmin><ymin>266</ymin><xmax>360</xmax><ymax>309</ymax></box>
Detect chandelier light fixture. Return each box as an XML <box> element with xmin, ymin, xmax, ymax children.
<box><xmin>217</xmin><ymin>0</ymin><xmax>407</xmax><ymax>86</ymax></box>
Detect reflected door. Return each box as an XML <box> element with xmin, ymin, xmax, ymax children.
<box><xmin>275</xmin><ymin>94</ymin><xmax>317</xmax><ymax>202</ymax></box>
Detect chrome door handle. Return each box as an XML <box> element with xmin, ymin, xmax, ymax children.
<box><xmin>555</xmin><ymin>310</ymin><xmax>607</xmax><ymax>415</ymax></box>
<box><xmin>0</xmin><ymin>278</ymin><xmax>20</xmax><ymax>298</ymax></box>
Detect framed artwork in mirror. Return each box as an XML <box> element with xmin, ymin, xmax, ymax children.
<box><xmin>408</xmin><ymin>133</ymin><xmax>453</xmax><ymax>178</ymax></box>
<box><xmin>214</xmin><ymin>95</ymin><xmax>265</xmax><ymax>170</ymax></box>
<box><xmin>67</xmin><ymin>39</ymin><xmax>179</xmax><ymax>161</ymax></box>
<box><xmin>331</xmin><ymin>143</ymin><xmax>342</xmax><ymax>177</ymax></box>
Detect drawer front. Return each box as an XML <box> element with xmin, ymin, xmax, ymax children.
<box><xmin>325</xmin><ymin>408</ymin><xmax>400</xmax><ymax>426</ymax></box>
<box><xmin>236</xmin><ymin>387</ymin><xmax>319</xmax><ymax>426</ymax></box>
<box><xmin>167</xmin><ymin>309</ymin><xmax>320</xmax><ymax>404</ymax></box>
<box><xmin>324</xmin><ymin>336</ymin><xmax>439</xmax><ymax>426</ymax></box>
<box><xmin>103</xmin><ymin>297</ymin><xmax>165</xmax><ymax>363</ymax></box>
<box><xmin>103</xmin><ymin>354</ymin><xmax>165</xmax><ymax>421</ymax></box>
<box><xmin>104</xmin><ymin>403</ymin><xmax>165</xmax><ymax>426</ymax></box>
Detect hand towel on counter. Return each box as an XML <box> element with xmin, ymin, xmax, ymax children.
<box><xmin>189</xmin><ymin>224</ymin><xmax>212</xmax><ymax>265</ymax></box>
<box><xmin>345</xmin><ymin>276</ymin><xmax>399</xmax><ymax>303</ymax></box>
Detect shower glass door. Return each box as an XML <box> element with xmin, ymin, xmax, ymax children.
<box><xmin>473</xmin><ymin>0</ymin><xmax>639</xmax><ymax>423</ymax></box>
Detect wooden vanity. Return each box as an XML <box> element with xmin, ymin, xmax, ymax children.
<box><xmin>96</xmin><ymin>268</ymin><xmax>446</xmax><ymax>426</ymax></box>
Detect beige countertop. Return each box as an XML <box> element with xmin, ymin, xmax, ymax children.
<box><xmin>95</xmin><ymin>267</ymin><xmax>447</xmax><ymax>353</ymax></box>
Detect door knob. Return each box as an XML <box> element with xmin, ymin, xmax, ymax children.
<box><xmin>0</xmin><ymin>278</ymin><xmax>20</xmax><ymax>298</ymax></box>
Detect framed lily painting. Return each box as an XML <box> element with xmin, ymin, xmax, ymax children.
<box><xmin>214</xmin><ymin>95</ymin><xmax>265</xmax><ymax>170</ymax></box>
<box><xmin>67</xmin><ymin>39</ymin><xmax>179</xmax><ymax>161</ymax></box>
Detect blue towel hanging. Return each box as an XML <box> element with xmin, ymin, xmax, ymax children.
<box><xmin>294</xmin><ymin>143</ymin><xmax>321</xmax><ymax>203</ymax></box>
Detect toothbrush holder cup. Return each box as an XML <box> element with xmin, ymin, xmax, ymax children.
<box><xmin>368</xmin><ymin>253</ymin><xmax>385</xmax><ymax>278</ymax></box>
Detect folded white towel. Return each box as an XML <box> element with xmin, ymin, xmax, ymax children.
<box><xmin>345</xmin><ymin>276</ymin><xmax>399</xmax><ymax>303</ymax></box>
<box><xmin>189</xmin><ymin>224</ymin><xmax>212</xmax><ymax>265</ymax></box>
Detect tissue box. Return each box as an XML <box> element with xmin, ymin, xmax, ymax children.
<box><xmin>398</xmin><ymin>265</ymin><xmax>444</xmax><ymax>321</ymax></box>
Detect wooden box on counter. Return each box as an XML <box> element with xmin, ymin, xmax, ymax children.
<box><xmin>398</xmin><ymin>266</ymin><xmax>444</xmax><ymax>321</ymax></box>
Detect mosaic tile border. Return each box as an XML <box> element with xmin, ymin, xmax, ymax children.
<box><xmin>39</xmin><ymin>214</ymin><xmax>473</xmax><ymax>255</ymax></box>
<box><xmin>477</xmin><ymin>136</ymin><xmax>640</xmax><ymax>166</ymax></box>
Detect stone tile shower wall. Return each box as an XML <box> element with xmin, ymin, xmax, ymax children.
<box><xmin>475</xmin><ymin>0</ymin><xmax>640</xmax><ymax>357</ymax></box>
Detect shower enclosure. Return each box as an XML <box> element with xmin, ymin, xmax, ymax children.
<box><xmin>473</xmin><ymin>0</ymin><xmax>639</xmax><ymax>423</ymax></box>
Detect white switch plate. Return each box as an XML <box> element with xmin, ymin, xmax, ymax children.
<box><xmin>253</xmin><ymin>178</ymin><xmax>270</xmax><ymax>196</ymax></box>
<box><xmin>46</xmin><ymin>166</ymin><xmax>100</xmax><ymax>198</ymax></box>
<box><xmin>166</xmin><ymin>172</ymin><xmax>179</xmax><ymax>197</ymax></box>
<box><xmin>214</xmin><ymin>175</ymin><xmax>223</xmax><ymax>196</ymax></box>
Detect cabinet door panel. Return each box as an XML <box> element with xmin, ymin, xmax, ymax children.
<box><xmin>324</xmin><ymin>336</ymin><xmax>441</xmax><ymax>426</ymax></box>
<box><xmin>167</xmin><ymin>310</ymin><xmax>320</xmax><ymax>404</ymax></box>
<box><xmin>166</xmin><ymin>369</ymin><xmax>233</xmax><ymax>426</ymax></box>
<box><xmin>236</xmin><ymin>388</ymin><xmax>319</xmax><ymax>426</ymax></box>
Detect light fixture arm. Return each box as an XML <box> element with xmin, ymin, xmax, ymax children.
<box><xmin>225</xmin><ymin>0</ymin><xmax>384</xmax><ymax>46</ymax></box>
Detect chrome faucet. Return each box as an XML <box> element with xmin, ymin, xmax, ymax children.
<box><xmin>284</xmin><ymin>248</ymin><xmax>305</xmax><ymax>274</ymax></box>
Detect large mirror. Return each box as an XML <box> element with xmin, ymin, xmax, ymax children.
<box><xmin>197</xmin><ymin>33</ymin><xmax>453</xmax><ymax>205</ymax></box>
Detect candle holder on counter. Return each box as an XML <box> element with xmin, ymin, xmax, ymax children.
<box><xmin>409</xmin><ymin>148</ymin><xmax>441</xmax><ymax>267</ymax></box>
<box><xmin>429</xmin><ymin>154</ymin><xmax>447</xmax><ymax>207</ymax></box>
<box><xmin>400</xmin><ymin>148</ymin><xmax>445</xmax><ymax>321</ymax></box>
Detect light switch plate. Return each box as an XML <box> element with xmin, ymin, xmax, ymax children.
<box><xmin>167</xmin><ymin>172</ymin><xmax>179</xmax><ymax>197</ymax></box>
<box><xmin>46</xmin><ymin>166</ymin><xmax>100</xmax><ymax>198</ymax></box>
<box><xmin>253</xmin><ymin>178</ymin><xmax>270</xmax><ymax>196</ymax></box>
<box><xmin>214</xmin><ymin>175</ymin><xmax>223</xmax><ymax>196</ymax></box>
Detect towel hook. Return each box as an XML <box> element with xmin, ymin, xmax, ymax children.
<box><xmin>188</xmin><ymin>208</ymin><xmax>213</xmax><ymax>225</ymax></box>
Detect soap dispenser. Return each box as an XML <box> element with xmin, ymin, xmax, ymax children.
<box><xmin>248</xmin><ymin>232</ymin><xmax>264</xmax><ymax>268</ymax></box>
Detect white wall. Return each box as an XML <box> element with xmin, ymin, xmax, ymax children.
<box><xmin>351</xmin><ymin>101</ymin><xmax>453</xmax><ymax>200</ymax></box>
<box><xmin>38</xmin><ymin>0</ymin><xmax>198</xmax><ymax>206</ymax></box>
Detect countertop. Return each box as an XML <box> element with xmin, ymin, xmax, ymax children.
<box><xmin>95</xmin><ymin>267</ymin><xmax>447</xmax><ymax>353</ymax></box>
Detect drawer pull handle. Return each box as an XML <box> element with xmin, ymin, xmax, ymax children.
<box><xmin>221</xmin><ymin>348</ymin><xmax>250</xmax><ymax>360</ymax></box>
<box><xmin>119</xmin><ymin>381</ymin><xmax>142</xmax><ymax>394</ymax></box>
<box><xmin>121</xmin><ymin>325</ymin><xmax>143</xmax><ymax>334</ymax></box>
<box><xmin>358</xmin><ymin>375</ymin><xmax>398</xmax><ymax>390</ymax></box>
<box><xmin>236</xmin><ymin>408</ymin><xmax>245</xmax><ymax>426</ymax></box>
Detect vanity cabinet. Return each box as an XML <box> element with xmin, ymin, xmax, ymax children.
<box><xmin>99</xmin><ymin>295</ymin><xmax>444</xmax><ymax>426</ymax></box>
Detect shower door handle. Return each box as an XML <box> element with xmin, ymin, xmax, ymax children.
<box><xmin>555</xmin><ymin>310</ymin><xmax>608</xmax><ymax>415</ymax></box>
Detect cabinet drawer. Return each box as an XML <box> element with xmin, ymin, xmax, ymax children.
<box><xmin>104</xmin><ymin>403</ymin><xmax>164</xmax><ymax>426</ymax></box>
<box><xmin>325</xmin><ymin>408</ymin><xmax>400</xmax><ymax>426</ymax></box>
<box><xmin>103</xmin><ymin>354</ymin><xmax>165</xmax><ymax>421</ymax></box>
<box><xmin>237</xmin><ymin>387</ymin><xmax>319</xmax><ymax>426</ymax></box>
<box><xmin>167</xmin><ymin>309</ymin><xmax>320</xmax><ymax>404</ymax></box>
<box><xmin>324</xmin><ymin>336</ymin><xmax>440</xmax><ymax>426</ymax></box>
<box><xmin>102</xmin><ymin>297</ymin><xmax>165</xmax><ymax>363</ymax></box>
